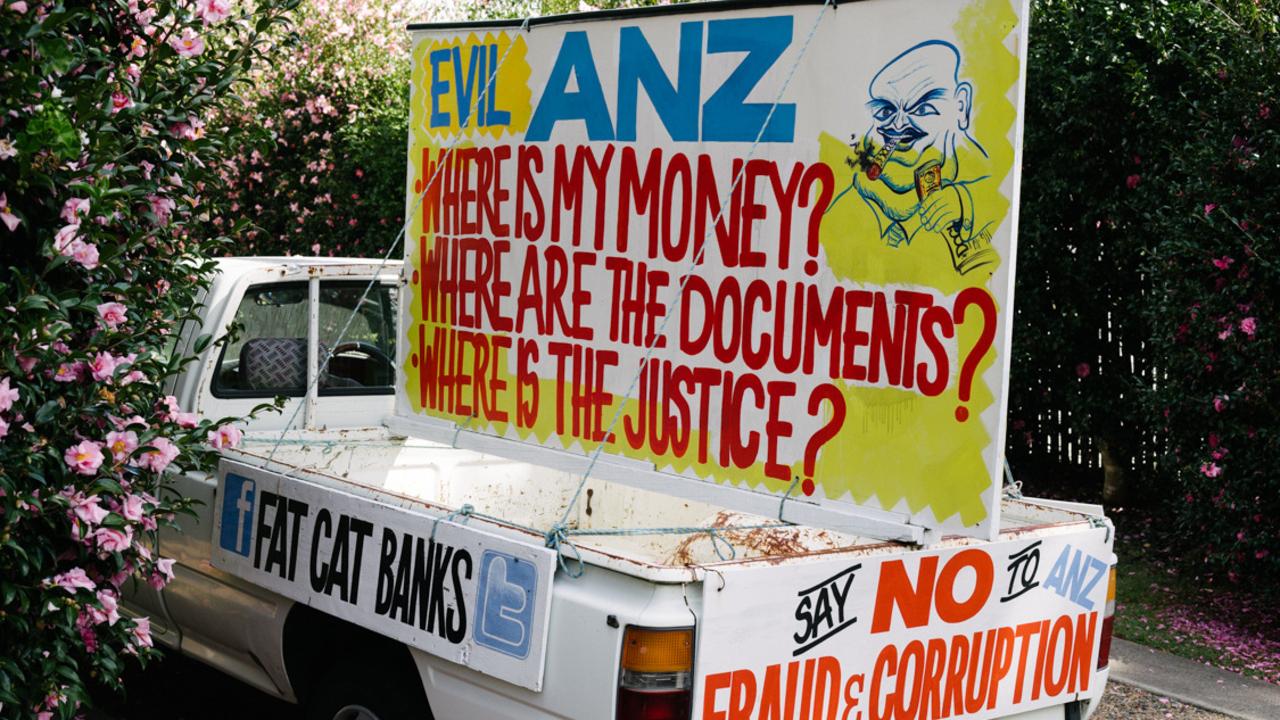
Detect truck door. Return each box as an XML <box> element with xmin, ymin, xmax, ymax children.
<box><xmin>160</xmin><ymin>277</ymin><xmax>398</xmax><ymax>695</ymax></box>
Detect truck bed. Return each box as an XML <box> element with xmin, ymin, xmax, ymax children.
<box><xmin>228</xmin><ymin>426</ymin><xmax>1100</xmax><ymax>582</ymax></box>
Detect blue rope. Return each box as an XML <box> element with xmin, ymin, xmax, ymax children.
<box><xmin>430</xmin><ymin>502</ymin><xmax>475</xmax><ymax>542</ymax></box>
<box><xmin>779</xmin><ymin>477</ymin><xmax>801</xmax><ymax>520</ymax></box>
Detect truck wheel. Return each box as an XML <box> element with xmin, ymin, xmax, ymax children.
<box><xmin>305</xmin><ymin>653</ymin><xmax>433</xmax><ymax>720</ymax></box>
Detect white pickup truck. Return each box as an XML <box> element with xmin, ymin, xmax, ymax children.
<box><xmin>124</xmin><ymin>256</ymin><xmax>1117</xmax><ymax>720</ymax></box>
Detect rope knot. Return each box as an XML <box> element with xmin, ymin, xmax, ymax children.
<box><xmin>430</xmin><ymin>503</ymin><xmax>475</xmax><ymax>542</ymax></box>
<box><xmin>544</xmin><ymin>522</ymin><xmax>584</xmax><ymax>578</ymax></box>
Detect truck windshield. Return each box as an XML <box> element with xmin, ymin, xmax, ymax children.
<box><xmin>212</xmin><ymin>281</ymin><xmax>397</xmax><ymax>397</ymax></box>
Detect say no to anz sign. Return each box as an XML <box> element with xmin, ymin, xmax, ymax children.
<box><xmin>211</xmin><ymin>461</ymin><xmax>557</xmax><ymax>691</ymax></box>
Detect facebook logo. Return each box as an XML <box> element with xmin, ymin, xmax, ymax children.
<box><xmin>474</xmin><ymin>551</ymin><xmax>538</xmax><ymax>659</ymax></box>
<box><xmin>219</xmin><ymin>473</ymin><xmax>256</xmax><ymax>557</ymax></box>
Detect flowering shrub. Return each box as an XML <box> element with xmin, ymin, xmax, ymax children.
<box><xmin>203</xmin><ymin>0</ymin><xmax>681</xmax><ymax>258</ymax></box>
<box><xmin>1014</xmin><ymin>0</ymin><xmax>1278</xmax><ymax>583</ymax></box>
<box><xmin>207</xmin><ymin>0</ymin><xmax>422</xmax><ymax>257</ymax></box>
<box><xmin>0</xmin><ymin>0</ymin><xmax>296</xmax><ymax>716</ymax></box>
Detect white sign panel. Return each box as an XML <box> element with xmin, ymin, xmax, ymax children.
<box><xmin>697</xmin><ymin>527</ymin><xmax>1115</xmax><ymax>719</ymax></box>
<box><xmin>400</xmin><ymin>0</ymin><xmax>1032</xmax><ymax>540</ymax></box>
<box><xmin>211</xmin><ymin>460</ymin><xmax>556</xmax><ymax>691</ymax></box>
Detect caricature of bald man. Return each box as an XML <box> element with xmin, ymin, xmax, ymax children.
<box><xmin>852</xmin><ymin>41</ymin><xmax>994</xmax><ymax>274</ymax></box>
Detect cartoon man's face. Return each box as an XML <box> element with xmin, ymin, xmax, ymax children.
<box><xmin>866</xmin><ymin>42</ymin><xmax>973</xmax><ymax>171</ymax></box>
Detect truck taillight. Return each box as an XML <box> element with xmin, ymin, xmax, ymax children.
<box><xmin>1097</xmin><ymin>565</ymin><xmax>1117</xmax><ymax>669</ymax></box>
<box><xmin>617</xmin><ymin>626</ymin><xmax>693</xmax><ymax>720</ymax></box>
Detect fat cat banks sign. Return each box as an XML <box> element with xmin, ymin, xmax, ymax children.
<box><xmin>398</xmin><ymin>0</ymin><xmax>1030</xmax><ymax>540</ymax></box>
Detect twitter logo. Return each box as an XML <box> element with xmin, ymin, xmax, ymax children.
<box><xmin>475</xmin><ymin>551</ymin><xmax>538</xmax><ymax>659</ymax></box>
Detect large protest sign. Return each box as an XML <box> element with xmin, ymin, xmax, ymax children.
<box><xmin>397</xmin><ymin>0</ymin><xmax>1029</xmax><ymax>539</ymax></box>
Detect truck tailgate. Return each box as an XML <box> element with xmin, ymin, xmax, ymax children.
<box><xmin>695</xmin><ymin>523</ymin><xmax>1114</xmax><ymax>720</ymax></box>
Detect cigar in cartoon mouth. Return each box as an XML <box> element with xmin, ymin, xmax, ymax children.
<box><xmin>865</xmin><ymin>136</ymin><xmax>899</xmax><ymax>181</ymax></box>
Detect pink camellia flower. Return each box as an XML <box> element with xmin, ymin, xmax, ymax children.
<box><xmin>60</xmin><ymin>197</ymin><xmax>90</xmax><ymax>223</ymax></box>
<box><xmin>89</xmin><ymin>351</ymin><xmax>117</xmax><ymax>382</ymax></box>
<box><xmin>126</xmin><ymin>62</ymin><xmax>141</xmax><ymax>82</ymax></box>
<box><xmin>137</xmin><ymin>436</ymin><xmax>179</xmax><ymax>473</ymax></box>
<box><xmin>48</xmin><ymin>567</ymin><xmax>96</xmax><ymax>594</ymax></box>
<box><xmin>148</xmin><ymin>557</ymin><xmax>177</xmax><ymax>590</ymax></box>
<box><xmin>110</xmin><ymin>91</ymin><xmax>132</xmax><ymax>114</ymax></box>
<box><xmin>113</xmin><ymin>414</ymin><xmax>148</xmax><ymax>431</ymax></box>
<box><xmin>0</xmin><ymin>192</ymin><xmax>19</xmax><ymax>232</ymax></box>
<box><xmin>174</xmin><ymin>411</ymin><xmax>199</xmax><ymax>428</ymax></box>
<box><xmin>108</xmin><ymin>562</ymin><xmax>132</xmax><ymax>590</ymax></box>
<box><xmin>1200</xmin><ymin>462</ymin><xmax>1222</xmax><ymax>478</ymax></box>
<box><xmin>1213</xmin><ymin>395</ymin><xmax>1228</xmax><ymax>413</ymax></box>
<box><xmin>1075</xmin><ymin>362</ymin><xmax>1091</xmax><ymax>379</ymax></box>
<box><xmin>129</xmin><ymin>35</ymin><xmax>147</xmax><ymax>57</ymax></box>
<box><xmin>68</xmin><ymin>492</ymin><xmax>109</xmax><ymax>526</ymax></box>
<box><xmin>1258</xmin><ymin>549</ymin><xmax>1272</xmax><ymax>560</ymax></box>
<box><xmin>9</xmin><ymin>1</ymin><xmax>27</xmax><ymax>13</ymax></box>
<box><xmin>53</xmin><ymin>362</ymin><xmax>82</xmax><ymax>383</ymax></box>
<box><xmin>0</xmin><ymin>136</ymin><xmax>14</xmax><ymax>159</ymax></box>
<box><xmin>93</xmin><ymin>525</ymin><xmax>132</xmax><ymax>554</ymax></box>
<box><xmin>207</xmin><ymin>424</ymin><xmax>243</xmax><ymax>450</ymax></box>
<box><xmin>120</xmin><ymin>493</ymin><xmax>146</xmax><ymax>522</ymax></box>
<box><xmin>1204</xmin><ymin>203</ymin><xmax>1217</xmax><ymax>216</ymax></box>
<box><xmin>76</xmin><ymin>611</ymin><xmax>99</xmax><ymax>654</ymax></box>
<box><xmin>134</xmin><ymin>6</ymin><xmax>156</xmax><ymax>28</ymax></box>
<box><xmin>1240</xmin><ymin>317</ymin><xmax>1257</xmax><ymax>336</ymax></box>
<box><xmin>0</xmin><ymin>375</ymin><xmax>18</xmax><ymax>412</ymax></box>
<box><xmin>1125</xmin><ymin>174</ymin><xmax>1140</xmax><ymax>190</ymax></box>
<box><xmin>64</xmin><ymin>440</ymin><xmax>105</xmax><ymax>476</ymax></box>
<box><xmin>131</xmin><ymin>616</ymin><xmax>153</xmax><ymax>649</ymax></box>
<box><xmin>1212</xmin><ymin>256</ymin><xmax>1235</xmax><ymax>270</ymax></box>
<box><xmin>97</xmin><ymin>301</ymin><xmax>128</xmax><ymax>329</ymax></box>
<box><xmin>196</xmin><ymin>0</ymin><xmax>231</xmax><ymax>24</ymax></box>
<box><xmin>148</xmin><ymin>194</ymin><xmax>175</xmax><ymax>225</ymax></box>
<box><xmin>115</xmin><ymin>352</ymin><xmax>144</xmax><ymax>385</ymax></box>
<box><xmin>53</xmin><ymin>223</ymin><xmax>79</xmax><ymax>253</ymax></box>
<box><xmin>169</xmin><ymin>27</ymin><xmax>204</xmax><ymax>57</ymax></box>
<box><xmin>1218</xmin><ymin>326</ymin><xmax>1233</xmax><ymax>340</ymax></box>
<box><xmin>105</xmin><ymin>430</ymin><xmax>139</xmax><ymax>464</ymax></box>
<box><xmin>159</xmin><ymin>394</ymin><xmax>181</xmax><ymax>420</ymax></box>
<box><xmin>68</xmin><ymin>239</ymin><xmax>99</xmax><ymax>270</ymax></box>
<box><xmin>94</xmin><ymin>589</ymin><xmax>121</xmax><ymax>626</ymax></box>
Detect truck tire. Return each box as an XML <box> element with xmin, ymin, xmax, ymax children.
<box><xmin>304</xmin><ymin>653</ymin><xmax>433</xmax><ymax>720</ymax></box>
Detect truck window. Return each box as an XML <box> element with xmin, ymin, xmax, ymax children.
<box><xmin>316</xmin><ymin>282</ymin><xmax>397</xmax><ymax>395</ymax></box>
<box><xmin>212</xmin><ymin>281</ymin><xmax>397</xmax><ymax>398</ymax></box>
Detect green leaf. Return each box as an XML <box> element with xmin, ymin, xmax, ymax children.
<box><xmin>34</xmin><ymin>400</ymin><xmax>61</xmax><ymax>426</ymax></box>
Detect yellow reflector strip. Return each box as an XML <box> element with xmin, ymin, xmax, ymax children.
<box><xmin>621</xmin><ymin>627</ymin><xmax>693</xmax><ymax>673</ymax></box>
<box><xmin>1106</xmin><ymin>566</ymin><xmax>1118</xmax><ymax>603</ymax></box>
